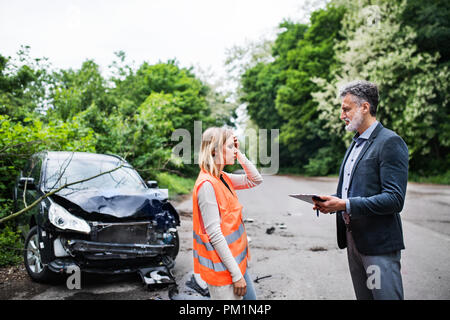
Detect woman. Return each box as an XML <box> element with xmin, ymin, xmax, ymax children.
<box><xmin>192</xmin><ymin>127</ymin><xmax>263</xmax><ymax>300</ymax></box>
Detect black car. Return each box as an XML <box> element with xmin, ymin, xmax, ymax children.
<box><xmin>14</xmin><ymin>151</ymin><xmax>180</xmax><ymax>283</ymax></box>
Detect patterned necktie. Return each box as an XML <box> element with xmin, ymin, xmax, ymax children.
<box><xmin>343</xmin><ymin>212</ymin><xmax>350</xmax><ymax>224</ymax></box>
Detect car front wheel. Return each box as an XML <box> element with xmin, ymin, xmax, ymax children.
<box><xmin>24</xmin><ymin>226</ymin><xmax>58</xmax><ymax>283</ymax></box>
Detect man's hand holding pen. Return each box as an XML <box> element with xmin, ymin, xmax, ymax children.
<box><xmin>312</xmin><ymin>195</ymin><xmax>347</xmax><ymax>214</ymax></box>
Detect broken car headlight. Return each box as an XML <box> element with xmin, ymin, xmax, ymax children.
<box><xmin>49</xmin><ymin>202</ymin><xmax>91</xmax><ymax>234</ymax></box>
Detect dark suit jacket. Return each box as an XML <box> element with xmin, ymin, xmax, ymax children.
<box><xmin>336</xmin><ymin>122</ymin><xmax>409</xmax><ymax>255</ymax></box>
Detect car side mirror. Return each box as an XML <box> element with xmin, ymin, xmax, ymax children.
<box><xmin>19</xmin><ymin>177</ymin><xmax>36</xmax><ymax>190</ymax></box>
<box><xmin>146</xmin><ymin>180</ymin><xmax>158</xmax><ymax>188</ymax></box>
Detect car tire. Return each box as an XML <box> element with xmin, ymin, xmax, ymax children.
<box><xmin>23</xmin><ymin>226</ymin><xmax>58</xmax><ymax>283</ymax></box>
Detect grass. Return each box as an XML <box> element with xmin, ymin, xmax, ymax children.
<box><xmin>155</xmin><ymin>172</ymin><xmax>196</xmax><ymax>199</ymax></box>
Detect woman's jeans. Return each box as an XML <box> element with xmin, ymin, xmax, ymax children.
<box><xmin>243</xmin><ymin>270</ymin><xmax>257</xmax><ymax>300</ymax></box>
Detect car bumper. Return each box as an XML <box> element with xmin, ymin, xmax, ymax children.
<box><xmin>47</xmin><ymin>239</ymin><xmax>175</xmax><ymax>274</ymax></box>
<box><xmin>65</xmin><ymin>239</ymin><xmax>174</xmax><ymax>259</ymax></box>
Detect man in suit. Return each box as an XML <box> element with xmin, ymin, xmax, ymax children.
<box><xmin>313</xmin><ymin>80</ymin><xmax>409</xmax><ymax>300</ymax></box>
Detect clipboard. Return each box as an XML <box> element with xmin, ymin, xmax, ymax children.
<box><xmin>289</xmin><ymin>194</ymin><xmax>324</xmax><ymax>217</ymax></box>
<box><xmin>288</xmin><ymin>194</ymin><xmax>322</xmax><ymax>205</ymax></box>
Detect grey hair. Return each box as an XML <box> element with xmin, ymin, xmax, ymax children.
<box><xmin>339</xmin><ymin>80</ymin><xmax>379</xmax><ymax>116</ymax></box>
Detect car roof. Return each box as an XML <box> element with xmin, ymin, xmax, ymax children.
<box><xmin>38</xmin><ymin>151</ymin><xmax>128</xmax><ymax>164</ymax></box>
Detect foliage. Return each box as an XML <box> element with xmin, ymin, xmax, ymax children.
<box><xmin>401</xmin><ymin>0</ymin><xmax>450</xmax><ymax>63</ymax></box>
<box><xmin>0</xmin><ymin>114</ymin><xmax>96</xmax><ymax>218</ymax></box>
<box><xmin>312</xmin><ymin>0</ymin><xmax>450</xmax><ymax>175</ymax></box>
<box><xmin>0</xmin><ymin>46</ymin><xmax>52</xmax><ymax>121</ymax></box>
<box><xmin>236</xmin><ymin>0</ymin><xmax>449</xmax><ymax>177</ymax></box>
<box><xmin>408</xmin><ymin>170</ymin><xmax>450</xmax><ymax>185</ymax></box>
<box><xmin>240</xmin><ymin>4</ymin><xmax>346</xmax><ymax>174</ymax></box>
<box><xmin>155</xmin><ymin>172</ymin><xmax>195</xmax><ymax>198</ymax></box>
<box><xmin>303</xmin><ymin>145</ymin><xmax>344</xmax><ymax>176</ymax></box>
<box><xmin>104</xmin><ymin>60</ymin><xmax>217</xmax><ymax>177</ymax></box>
<box><xmin>0</xmin><ymin>224</ymin><xmax>23</xmax><ymax>267</ymax></box>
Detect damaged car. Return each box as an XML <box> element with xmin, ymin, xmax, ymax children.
<box><xmin>14</xmin><ymin>151</ymin><xmax>180</xmax><ymax>283</ymax></box>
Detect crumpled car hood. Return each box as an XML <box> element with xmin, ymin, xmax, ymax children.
<box><xmin>52</xmin><ymin>188</ymin><xmax>179</xmax><ymax>226</ymax></box>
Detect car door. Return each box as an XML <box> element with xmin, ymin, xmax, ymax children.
<box><xmin>16</xmin><ymin>155</ymin><xmax>43</xmax><ymax>228</ymax></box>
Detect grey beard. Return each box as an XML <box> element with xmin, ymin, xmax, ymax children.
<box><xmin>344</xmin><ymin>110</ymin><xmax>363</xmax><ymax>132</ymax></box>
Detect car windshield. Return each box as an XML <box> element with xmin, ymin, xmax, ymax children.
<box><xmin>44</xmin><ymin>158</ymin><xmax>146</xmax><ymax>191</ymax></box>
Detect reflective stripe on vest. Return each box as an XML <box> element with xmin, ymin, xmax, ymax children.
<box><xmin>193</xmin><ymin>246</ymin><xmax>248</xmax><ymax>272</ymax></box>
<box><xmin>193</xmin><ymin>223</ymin><xmax>245</xmax><ymax>251</ymax></box>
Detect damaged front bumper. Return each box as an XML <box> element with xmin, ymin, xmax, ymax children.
<box><xmin>66</xmin><ymin>239</ymin><xmax>174</xmax><ymax>260</ymax></box>
<box><xmin>48</xmin><ymin>232</ymin><xmax>176</xmax><ymax>275</ymax></box>
<box><xmin>49</xmin><ymin>239</ymin><xmax>176</xmax><ymax>275</ymax></box>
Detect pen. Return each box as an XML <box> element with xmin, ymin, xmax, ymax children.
<box><xmin>312</xmin><ymin>195</ymin><xmax>323</xmax><ymax>217</ymax></box>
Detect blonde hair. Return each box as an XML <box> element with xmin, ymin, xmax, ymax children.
<box><xmin>198</xmin><ymin>127</ymin><xmax>233</xmax><ymax>177</ymax></box>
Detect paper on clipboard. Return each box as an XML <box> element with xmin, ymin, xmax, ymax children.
<box><xmin>288</xmin><ymin>194</ymin><xmax>319</xmax><ymax>205</ymax></box>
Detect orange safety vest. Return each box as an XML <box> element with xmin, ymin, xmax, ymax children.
<box><xmin>192</xmin><ymin>169</ymin><xmax>249</xmax><ymax>286</ymax></box>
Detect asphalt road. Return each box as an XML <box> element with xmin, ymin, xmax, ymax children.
<box><xmin>2</xmin><ymin>175</ymin><xmax>449</xmax><ymax>300</ymax></box>
<box><xmin>228</xmin><ymin>175</ymin><xmax>450</xmax><ymax>300</ymax></box>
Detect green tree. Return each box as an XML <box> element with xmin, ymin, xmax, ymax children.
<box><xmin>275</xmin><ymin>6</ymin><xmax>346</xmax><ymax>172</ymax></box>
<box><xmin>0</xmin><ymin>46</ymin><xmax>51</xmax><ymax>120</ymax></box>
<box><xmin>402</xmin><ymin>0</ymin><xmax>450</xmax><ymax>64</ymax></box>
<box><xmin>312</xmin><ymin>0</ymin><xmax>450</xmax><ymax>175</ymax></box>
<box><xmin>105</xmin><ymin>59</ymin><xmax>215</xmax><ymax>176</ymax></box>
<box><xmin>50</xmin><ymin>59</ymin><xmax>113</xmax><ymax>121</ymax></box>
<box><xmin>240</xmin><ymin>4</ymin><xmax>346</xmax><ymax>174</ymax></box>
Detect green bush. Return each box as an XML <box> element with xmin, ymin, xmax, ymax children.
<box><xmin>408</xmin><ymin>170</ymin><xmax>450</xmax><ymax>185</ymax></box>
<box><xmin>0</xmin><ymin>114</ymin><xmax>97</xmax><ymax>217</ymax></box>
<box><xmin>0</xmin><ymin>225</ymin><xmax>23</xmax><ymax>267</ymax></box>
<box><xmin>303</xmin><ymin>146</ymin><xmax>342</xmax><ymax>176</ymax></box>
